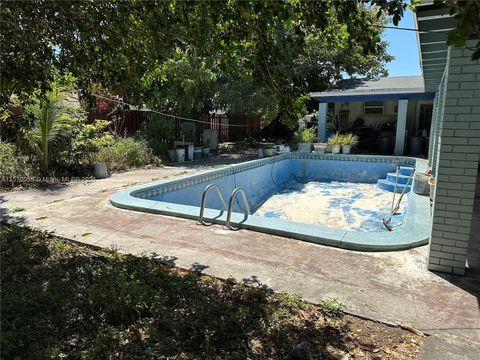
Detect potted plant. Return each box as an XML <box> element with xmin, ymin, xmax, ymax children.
<box><xmin>298</xmin><ymin>128</ymin><xmax>316</xmax><ymax>153</ymax></box>
<box><xmin>341</xmin><ymin>133</ymin><xmax>358</xmax><ymax>154</ymax></box>
<box><xmin>328</xmin><ymin>132</ymin><xmax>343</xmax><ymax>154</ymax></box>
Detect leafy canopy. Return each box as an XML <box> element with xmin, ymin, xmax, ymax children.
<box><xmin>1</xmin><ymin>0</ymin><xmax>419</xmax><ymax>124</ymax></box>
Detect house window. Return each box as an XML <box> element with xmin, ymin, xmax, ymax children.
<box><xmin>364</xmin><ymin>101</ymin><xmax>384</xmax><ymax>115</ymax></box>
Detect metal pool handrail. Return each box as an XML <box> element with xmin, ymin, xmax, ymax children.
<box><xmin>197</xmin><ymin>184</ymin><xmax>228</xmax><ymax>225</ymax></box>
<box><xmin>225</xmin><ymin>187</ymin><xmax>251</xmax><ymax>230</ymax></box>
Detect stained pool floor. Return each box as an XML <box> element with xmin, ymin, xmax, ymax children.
<box><xmin>254</xmin><ymin>181</ymin><xmax>409</xmax><ymax>232</ymax></box>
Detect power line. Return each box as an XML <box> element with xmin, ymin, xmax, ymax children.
<box><xmin>372</xmin><ymin>24</ymin><xmax>423</xmax><ymax>32</ymax></box>
<box><xmin>92</xmin><ymin>93</ymin><xmax>249</xmax><ymax>128</ymax></box>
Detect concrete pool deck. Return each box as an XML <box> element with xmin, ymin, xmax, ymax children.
<box><xmin>1</xmin><ymin>154</ymin><xmax>479</xmax><ymax>354</ymax></box>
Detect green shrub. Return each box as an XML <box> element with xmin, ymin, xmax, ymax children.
<box><xmin>75</xmin><ymin>120</ymin><xmax>113</xmax><ymax>165</ymax></box>
<box><xmin>0</xmin><ymin>142</ymin><xmax>34</xmax><ymax>183</ymax></box>
<box><xmin>96</xmin><ymin>137</ymin><xmax>156</xmax><ymax>171</ymax></box>
<box><xmin>298</xmin><ymin>127</ymin><xmax>316</xmax><ymax>143</ymax></box>
<box><xmin>139</xmin><ymin>113</ymin><xmax>179</xmax><ymax>156</ymax></box>
<box><xmin>10</xmin><ymin>74</ymin><xmax>115</xmax><ymax>175</ymax></box>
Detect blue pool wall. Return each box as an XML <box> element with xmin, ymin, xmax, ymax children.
<box><xmin>134</xmin><ymin>154</ymin><xmax>415</xmax><ymax>213</ymax></box>
<box><xmin>113</xmin><ymin>154</ymin><xmax>429</xmax><ymax>252</ymax></box>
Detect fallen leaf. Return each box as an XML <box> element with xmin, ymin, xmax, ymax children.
<box><xmin>81</xmin><ymin>232</ymin><xmax>92</xmax><ymax>237</ymax></box>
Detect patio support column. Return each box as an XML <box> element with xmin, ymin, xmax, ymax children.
<box><xmin>317</xmin><ymin>102</ymin><xmax>328</xmax><ymax>142</ymax></box>
<box><xmin>394</xmin><ymin>99</ymin><xmax>408</xmax><ymax>155</ymax></box>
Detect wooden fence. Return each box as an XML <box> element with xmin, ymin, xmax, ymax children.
<box><xmin>87</xmin><ymin>109</ymin><xmax>260</xmax><ymax>142</ymax></box>
<box><xmin>200</xmin><ymin>113</ymin><xmax>260</xmax><ymax>142</ymax></box>
<box><xmin>87</xmin><ymin>108</ymin><xmax>146</xmax><ymax>135</ymax></box>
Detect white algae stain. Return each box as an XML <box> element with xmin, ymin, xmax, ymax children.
<box><xmin>254</xmin><ymin>182</ymin><xmax>408</xmax><ymax>232</ymax></box>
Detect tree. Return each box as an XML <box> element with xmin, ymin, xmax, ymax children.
<box><xmin>1</xmin><ymin>0</ymin><xmax>412</xmax><ymax>124</ymax></box>
<box><xmin>141</xmin><ymin>49</ymin><xmax>216</xmax><ymax>118</ymax></box>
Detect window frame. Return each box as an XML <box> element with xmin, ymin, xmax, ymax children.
<box><xmin>364</xmin><ymin>101</ymin><xmax>384</xmax><ymax>115</ymax></box>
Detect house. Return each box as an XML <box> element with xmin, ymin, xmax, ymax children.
<box><xmin>311</xmin><ymin>0</ymin><xmax>479</xmax><ymax>276</ymax></box>
<box><xmin>415</xmin><ymin>1</ymin><xmax>479</xmax><ymax>276</ymax></box>
<box><xmin>311</xmin><ymin>76</ymin><xmax>435</xmax><ymax>156</ymax></box>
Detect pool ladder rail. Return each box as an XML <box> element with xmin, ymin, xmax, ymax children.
<box><xmin>225</xmin><ymin>187</ymin><xmax>251</xmax><ymax>230</ymax></box>
<box><xmin>197</xmin><ymin>184</ymin><xmax>228</xmax><ymax>225</ymax></box>
<box><xmin>197</xmin><ymin>184</ymin><xmax>251</xmax><ymax>230</ymax></box>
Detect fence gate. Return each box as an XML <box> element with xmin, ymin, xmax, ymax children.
<box><xmin>202</xmin><ymin>114</ymin><xmax>229</xmax><ymax>142</ymax></box>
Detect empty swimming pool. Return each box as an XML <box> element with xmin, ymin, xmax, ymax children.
<box><xmin>111</xmin><ymin>154</ymin><xmax>431</xmax><ymax>251</ymax></box>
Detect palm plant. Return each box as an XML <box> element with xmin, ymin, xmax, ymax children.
<box><xmin>26</xmin><ymin>84</ymin><xmax>70</xmax><ymax>173</ymax></box>
<box><xmin>342</xmin><ymin>133</ymin><xmax>359</xmax><ymax>146</ymax></box>
<box><xmin>327</xmin><ymin>132</ymin><xmax>343</xmax><ymax>145</ymax></box>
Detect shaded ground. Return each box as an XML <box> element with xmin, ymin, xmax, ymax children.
<box><xmin>1</xmin><ymin>224</ymin><xmax>424</xmax><ymax>359</ymax></box>
<box><xmin>1</xmin><ymin>154</ymin><xmax>479</xmax><ymax>356</ymax></box>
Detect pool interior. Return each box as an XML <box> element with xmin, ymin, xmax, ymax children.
<box><xmin>138</xmin><ymin>155</ymin><xmax>413</xmax><ymax>233</ymax></box>
<box><xmin>254</xmin><ymin>181</ymin><xmax>408</xmax><ymax>232</ymax></box>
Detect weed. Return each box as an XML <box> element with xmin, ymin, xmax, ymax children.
<box><xmin>318</xmin><ymin>298</ymin><xmax>345</xmax><ymax>319</ymax></box>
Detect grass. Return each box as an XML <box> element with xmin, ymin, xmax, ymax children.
<box><xmin>1</xmin><ymin>224</ymin><xmax>424</xmax><ymax>359</ymax></box>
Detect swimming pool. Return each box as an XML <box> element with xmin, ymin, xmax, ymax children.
<box><xmin>111</xmin><ymin>154</ymin><xmax>431</xmax><ymax>251</ymax></box>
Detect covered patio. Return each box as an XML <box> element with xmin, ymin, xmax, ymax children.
<box><xmin>311</xmin><ymin>76</ymin><xmax>435</xmax><ymax>155</ymax></box>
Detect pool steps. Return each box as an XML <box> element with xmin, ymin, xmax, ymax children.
<box><xmin>376</xmin><ymin>166</ymin><xmax>414</xmax><ymax>193</ymax></box>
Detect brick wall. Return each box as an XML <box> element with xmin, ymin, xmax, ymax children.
<box><xmin>428</xmin><ymin>40</ymin><xmax>480</xmax><ymax>275</ymax></box>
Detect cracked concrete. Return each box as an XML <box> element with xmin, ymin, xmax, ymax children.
<box><xmin>1</xmin><ymin>154</ymin><xmax>479</xmax><ymax>354</ymax></box>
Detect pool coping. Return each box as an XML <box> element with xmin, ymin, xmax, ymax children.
<box><xmin>111</xmin><ymin>154</ymin><xmax>431</xmax><ymax>251</ymax></box>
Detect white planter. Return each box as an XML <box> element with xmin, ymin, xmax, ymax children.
<box><xmin>331</xmin><ymin>145</ymin><xmax>341</xmax><ymax>154</ymax></box>
<box><xmin>342</xmin><ymin>145</ymin><xmax>352</xmax><ymax>154</ymax></box>
<box><xmin>175</xmin><ymin>148</ymin><xmax>185</xmax><ymax>162</ymax></box>
<box><xmin>258</xmin><ymin>149</ymin><xmax>264</xmax><ymax>158</ymax></box>
<box><xmin>313</xmin><ymin>143</ymin><xmax>327</xmax><ymax>154</ymax></box>
<box><xmin>263</xmin><ymin>148</ymin><xmax>274</xmax><ymax>157</ymax></box>
<box><xmin>93</xmin><ymin>162</ymin><xmax>109</xmax><ymax>179</ymax></box>
<box><xmin>187</xmin><ymin>144</ymin><xmax>194</xmax><ymax>160</ymax></box>
<box><xmin>298</xmin><ymin>143</ymin><xmax>312</xmax><ymax>153</ymax></box>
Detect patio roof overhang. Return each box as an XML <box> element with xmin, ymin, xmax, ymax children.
<box><xmin>415</xmin><ymin>0</ymin><xmax>457</xmax><ymax>92</ymax></box>
<box><xmin>310</xmin><ymin>92</ymin><xmax>435</xmax><ymax>103</ymax></box>
<box><xmin>310</xmin><ymin>76</ymin><xmax>435</xmax><ymax>103</ymax></box>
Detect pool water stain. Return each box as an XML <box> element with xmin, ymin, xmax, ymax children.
<box><xmin>255</xmin><ymin>182</ymin><xmax>408</xmax><ymax>232</ymax></box>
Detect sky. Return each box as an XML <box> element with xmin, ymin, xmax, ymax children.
<box><xmin>383</xmin><ymin>8</ymin><xmax>421</xmax><ymax>76</ymax></box>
